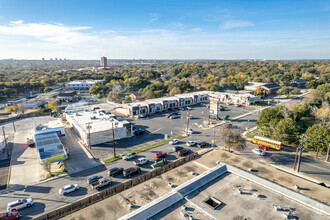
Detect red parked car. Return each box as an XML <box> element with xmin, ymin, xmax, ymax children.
<box><xmin>0</xmin><ymin>211</ymin><xmax>20</xmax><ymax>220</ymax></box>
<box><xmin>257</xmin><ymin>145</ymin><xmax>269</xmax><ymax>150</ymax></box>
<box><xmin>155</xmin><ymin>152</ymin><xmax>167</xmax><ymax>158</ymax></box>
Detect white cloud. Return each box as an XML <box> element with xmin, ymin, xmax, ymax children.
<box><xmin>191</xmin><ymin>27</ymin><xmax>202</xmax><ymax>32</ymax></box>
<box><xmin>148</xmin><ymin>13</ymin><xmax>160</xmax><ymax>23</ymax></box>
<box><xmin>0</xmin><ymin>20</ymin><xmax>97</xmax><ymax>45</ymax></box>
<box><xmin>222</xmin><ymin>20</ymin><xmax>254</xmax><ymax>29</ymax></box>
<box><xmin>169</xmin><ymin>22</ymin><xmax>184</xmax><ymax>28</ymax></box>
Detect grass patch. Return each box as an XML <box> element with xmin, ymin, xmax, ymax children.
<box><xmin>250</xmin><ymin>102</ymin><xmax>271</xmax><ymax>107</ymax></box>
<box><xmin>246</xmin><ymin>129</ymin><xmax>259</xmax><ymax>139</ymax></box>
<box><xmin>103</xmin><ymin>135</ymin><xmax>186</xmax><ymax>163</ymax></box>
<box><xmin>103</xmin><ymin>155</ymin><xmax>122</xmax><ymax>164</ymax></box>
<box><xmin>46</xmin><ymin>169</ymin><xmax>67</xmax><ymax>179</ymax></box>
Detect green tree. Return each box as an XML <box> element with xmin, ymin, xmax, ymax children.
<box><xmin>44</xmin><ymin>87</ymin><xmax>53</xmax><ymax>93</ymax></box>
<box><xmin>273</xmin><ymin>118</ymin><xmax>299</xmax><ymax>145</ymax></box>
<box><xmin>169</xmin><ymin>87</ymin><xmax>181</xmax><ymax>96</ymax></box>
<box><xmin>291</xmin><ymin>88</ymin><xmax>301</xmax><ymax>95</ymax></box>
<box><xmin>277</xmin><ymin>86</ymin><xmax>291</xmax><ymax>98</ymax></box>
<box><xmin>290</xmin><ymin>103</ymin><xmax>309</xmax><ymax>121</ymax></box>
<box><xmin>45</xmin><ymin>100</ymin><xmax>59</xmax><ymax>113</ymax></box>
<box><xmin>305</xmin><ymin>125</ymin><xmax>330</xmax><ymax>152</ymax></box>
<box><xmin>256</xmin><ymin>105</ymin><xmax>287</xmax><ymax>135</ymax></box>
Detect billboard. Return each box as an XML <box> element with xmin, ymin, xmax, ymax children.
<box><xmin>209</xmin><ymin>97</ymin><xmax>219</xmax><ymax>115</ymax></box>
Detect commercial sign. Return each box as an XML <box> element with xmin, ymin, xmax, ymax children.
<box><xmin>41</xmin><ymin>154</ymin><xmax>67</xmax><ymax>165</ymax></box>
<box><xmin>209</xmin><ymin>98</ymin><xmax>219</xmax><ymax>115</ymax></box>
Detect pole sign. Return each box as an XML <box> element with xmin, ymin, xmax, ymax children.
<box><xmin>209</xmin><ymin>97</ymin><xmax>219</xmax><ymax>115</ymax></box>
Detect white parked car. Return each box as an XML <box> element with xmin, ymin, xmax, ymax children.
<box><xmin>186</xmin><ymin>141</ymin><xmax>197</xmax><ymax>146</ymax></box>
<box><xmin>59</xmin><ymin>184</ymin><xmax>80</xmax><ymax>195</ymax></box>
<box><xmin>7</xmin><ymin>198</ymin><xmax>34</xmax><ymax>212</ymax></box>
<box><xmin>169</xmin><ymin>139</ymin><xmax>179</xmax><ymax>145</ymax></box>
<box><xmin>252</xmin><ymin>149</ymin><xmax>265</xmax><ymax>156</ymax></box>
<box><xmin>122</xmin><ymin>153</ymin><xmax>137</xmax><ymax>160</ymax></box>
<box><xmin>188</xmin><ymin>115</ymin><xmax>195</xmax><ymax>119</ymax></box>
<box><xmin>186</xmin><ymin>128</ymin><xmax>195</xmax><ymax>134</ymax></box>
<box><xmin>133</xmin><ymin>158</ymin><xmax>149</xmax><ymax>166</ymax></box>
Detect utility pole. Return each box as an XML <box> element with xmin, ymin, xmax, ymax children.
<box><xmin>296</xmin><ymin>146</ymin><xmax>305</xmax><ymax>172</ymax></box>
<box><xmin>112</xmin><ymin>122</ymin><xmax>116</xmax><ymax>157</ymax></box>
<box><xmin>2</xmin><ymin>127</ymin><xmax>9</xmax><ymax>158</ymax></box>
<box><xmin>326</xmin><ymin>144</ymin><xmax>330</xmax><ymax>162</ymax></box>
<box><xmin>293</xmin><ymin>146</ymin><xmax>298</xmax><ymax>171</ymax></box>
<box><xmin>12</xmin><ymin>120</ymin><xmax>16</xmax><ymax>132</ymax></box>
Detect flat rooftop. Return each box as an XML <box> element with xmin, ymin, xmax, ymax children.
<box><xmin>35</xmin><ymin>133</ymin><xmax>66</xmax><ymax>161</ymax></box>
<box><xmin>65</xmin><ymin>110</ymin><xmax>128</xmax><ymax>133</ymax></box>
<box><xmin>152</xmin><ymin>172</ymin><xmax>327</xmax><ymax>220</ymax></box>
<box><xmin>63</xmin><ymin>150</ymin><xmax>329</xmax><ymax>220</ymax></box>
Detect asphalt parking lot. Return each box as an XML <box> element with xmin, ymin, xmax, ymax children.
<box><xmin>90</xmin><ymin>103</ymin><xmax>256</xmax><ymax>160</ymax></box>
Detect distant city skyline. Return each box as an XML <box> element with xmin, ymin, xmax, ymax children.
<box><xmin>0</xmin><ymin>0</ymin><xmax>329</xmax><ymax>59</ymax></box>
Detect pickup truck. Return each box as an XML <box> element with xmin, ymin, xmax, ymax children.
<box><xmin>91</xmin><ymin>178</ymin><xmax>112</xmax><ymax>190</ymax></box>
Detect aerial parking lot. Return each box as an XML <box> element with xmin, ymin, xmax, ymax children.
<box><xmin>89</xmin><ymin>103</ymin><xmax>257</xmax><ymax>160</ymax></box>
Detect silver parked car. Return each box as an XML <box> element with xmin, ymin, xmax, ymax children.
<box><xmin>7</xmin><ymin>198</ymin><xmax>34</xmax><ymax>212</ymax></box>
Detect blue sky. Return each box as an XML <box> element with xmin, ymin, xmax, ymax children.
<box><xmin>0</xmin><ymin>0</ymin><xmax>329</xmax><ymax>59</ymax></box>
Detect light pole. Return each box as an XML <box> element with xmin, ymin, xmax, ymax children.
<box><xmin>112</xmin><ymin>122</ymin><xmax>116</xmax><ymax>157</ymax></box>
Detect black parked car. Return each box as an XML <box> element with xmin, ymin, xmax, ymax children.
<box><xmin>108</xmin><ymin>167</ymin><xmax>124</xmax><ymax>176</ymax></box>
<box><xmin>123</xmin><ymin>167</ymin><xmax>141</xmax><ymax>177</ymax></box>
<box><xmin>173</xmin><ymin>146</ymin><xmax>184</xmax><ymax>152</ymax></box>
<box><xmin>133</xmin><ymin>129</ymin><xmax>145</xmax><ymax>135</ymax></box>
<box><xmin>87</xmin><ymin>176</ymin><xmax>103</xmax><ymax>184</ymax></box>
<box><xmin>178</xmin><ymin>148</ymin><xmax>189</xmax><ymax>157</ymax></box>
<box><xmin>198</xmin><ymin>141</ymin><xmax>209</xmax><ymax>148</ymax></box>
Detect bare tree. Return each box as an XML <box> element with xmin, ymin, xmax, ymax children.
<box><xmin>43</xmin><ymin>164</ymin><xmax>53</xmax><ymax>176</ymax></box>
<box><xmin>219</xmin><ymin>125</ymin><xmax>246</xmax><ymax>152</ymax></box>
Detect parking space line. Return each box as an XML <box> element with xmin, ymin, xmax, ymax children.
<box><xmin>150</xmin><ymin>128</ymin><xmax>162</xmax><ymax>134</ymax></box>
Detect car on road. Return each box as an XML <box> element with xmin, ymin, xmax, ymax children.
<box><xmin>257</xmin><ymin>145</ymin><xmax>269</xmax><ymax>151</ymax></box>
<box><xmin>188</xmin><ymin>115</ymin><xmax>195</xmax><ymax>119</ymax></box>
<box><xmin>169</xmin><ymin>139</ymin><xmax>179</xmax><ymax>145</ymax></box>
<box><xmin>155</xmin><ymin>152</ymin><xmax>167</xmax><ymax>158</ymax></box>
<box><xmin>134</xmin><ymin>158</ymin><xmax>149</xmax><ymax>166</ymax></box>
<box><xmin>138</xmin><ymin>113</ymin><xmax>147</xmax><ymax>118</ymax></box>
<box><xmin>0</xmin><ymin>211</ymin><xmax>20</xmax><ymax>220</ymax></box>
<box><xmin>222</xmin><ymin>115</ymin><xmax>230</xmax><ymax>120</ymax></box>
<box><xmin>133</xmin><ymin>129</ymin><xmax>145</xmax><ymax>136</ymax></box>
<box><xmin>151</xmin><ymin>159</ymin><xmax>168</xmax><ymax>169</ymax></box>
<box><xmin>252</xmin><ymin>148</ymin><xmax>265</xmax><ymax>156</ymax></box>
<box><xmin>108</xmin><ymin>167</ymin><xmax>124</xmax><ymax>176</ymax></box>
<box><xmin>197</xmin><ymin>141</ymin><xmax>209</xmax><ymax>148</ymax></box>
<box><xmin>169</xmin><ymin>115</ymin><xmax>181</xmax><ymax>119</ymax></box>
<box><xmin>173</xmin><ymin>146</ymin><xmax>184</xmax><ymax>152</ymax></box>
<box><xmin>235</xmin><ymin>103</ymin><xmax>242</xmax><ymax>107</ymax></box>
<box><xmin>87</xmin><ymin>175</ymin><xmax>103</xmax><ymax>184</ymax></box>
<box><xmin>186</xmin><ymin>140</ymin><xmax>197</xmax><ymax>147</ymax></box>
<box><xmin>59</xmin><ymin>184</ymin><xmax>80</xmax><ymax>195</ymax></box>
<box><xmin>178</xmin><ymin>148</ymin><xmax>190</xmax><ymax>157</ymax></box>
<box><xmin>186</xmin><ymin>128</ymin><xmax>195</xmax><ymax>134</ymax></box>
<box><xmin>219</xmin><ymin>106</ymin><xmax>225</xmax><ymax>111</ymax></box>
<box><xmin>123</xmin><ymin>167</ymin><xmax>141</xmax><ymax>177</ymax></box>
<box><xmin>91</xmin><ymin>178</ymin><xmax>112</xmax><ymax>190</ymax></box>
<box><xmin>123</xmin><ymin>153</ymin><xmax>137</xmax><ymax>160</ymax></box>
<box><xmin>7</xmin><ymin>199</ymin><xmax>34</xmax><ymax>212</ymax></box>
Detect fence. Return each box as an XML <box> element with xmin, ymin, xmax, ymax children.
<box><xmin>33</xmin><ymin>152</ymin><xmax>199</xmax><ymax>220</ymax></box>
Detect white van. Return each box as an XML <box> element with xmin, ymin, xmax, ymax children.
<box><xmin>7</xmin><ymin>198</ymin><xmax>34</xmax><ymax>212</ymax></box>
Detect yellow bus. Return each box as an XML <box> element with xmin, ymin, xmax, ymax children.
<box><xmin>251</xmin><ymin>136</ymin><xmax>282</xmax><ymax>150</ymax></box>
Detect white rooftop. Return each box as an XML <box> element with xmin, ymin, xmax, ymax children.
<box><xmin>66</xmin><ymin>111</ymin><xmax>126</xmax><ymax>133</ymax></box>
